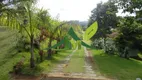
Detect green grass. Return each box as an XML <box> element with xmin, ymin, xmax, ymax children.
<box><xmin>20</xmin><ymin>50</ymin><xmax>72</xmax><ymax>75</ymax></box>
<box><xmin>0</xmin><ymin>28</ymin><xmax>26</xmax><ymax>80</ymax></box>
<box><xmin>39</xmin><ymin>50</ymin><xmax>73</xmax><ymax>74</ymax></box>
<box><xmin>63</xmin><ymin>48</ymin><xmax>85</xmax><ymax>73</ymax></box>
<box><xmin>0</xmin><ymin>27</ymin><xmax>73</xmax><ymax>79</ymax></box>
<box><xmin>92</xmin><ymin>49</ymin><xmax>142</xmax><ymax>80</ymax></box>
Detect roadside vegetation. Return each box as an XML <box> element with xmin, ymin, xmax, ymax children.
<box><xmin>0</xmin><ymin>27</ymin><xmax>74</xmax><ymax>79</ymax></box>
<box><xmin>0</xmin><ymin>0</ymin><xmax>142</xmax><ymax>80</ymax></box>
<box><xmin>88</xmin><ymin>0</ymin><xmax>142</xmax><ymax>79</ymax></box>
<box><xmin>0</xmin><ymin>0</ymin><xmax>82</xmax><ymax>79</ymax></box>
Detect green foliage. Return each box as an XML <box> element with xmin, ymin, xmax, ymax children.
<box><xmin>88</xmin><ymin>0</ymin><xmax>118</xmax><ymax>39</ymax></box>
<box><xmin>0</xmin><ymin>27</ymin><xmax>74</xmax><ymax>79</ymax></box>
<box><xmin>92</xmin><ymin>39</ymin><xmax>104</xmax><ymax>49</ymax></box>
<box><xmin>37</xmin><ymin>9</ymin><xmax>50</xmax><ymax>27</ymax></box>
<box><xmin>115</xmin><ymin>17</ymin><xmax>142</xmax><ymax>58</ymax></box>
<box><xmin>104</xmin><ymin>38</ymin><xmax>117</xmax><ymax>54</ymax></box>
<box><xmin>15</xmin><ymin>34</ymin><xmax>31</xmax><ymax>52</ymax></box>
<box><xmin>0</xmin><ymin>0</ymin><xmax>36</xmax><ymax>28</ymax></box>
<box><xmin>92</xmin><ymin>38</ymin><xmax>117</xmax><ymax>54</ymax></box>
<box><xmin>118</xmin><ymin>0</ymin><xmax>142</xmax><ymax>17</ymax></box>
<box><xmin>0</xmin><ymin>28</ymin><xmax>29</xmax><ymax>80</ymax></box>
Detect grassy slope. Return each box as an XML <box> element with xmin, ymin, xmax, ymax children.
<box><xmin>0</xmin><ymin>28</ymin><xmax>26</xmax><ymax>80</ymax></box>
<box><xmin>0</xmin><ymin>27</ymin><xmax>73</xmax><ymax>79</ymax></box>
<box><xmin>92</xmin><ymin>49</ymin><xmax>142</xmax><ymax>80</ymax></box>
<box><xmin>63</xmin><ymin>48</ymin><xmax>85</xmax><ymax>73</ymax></box>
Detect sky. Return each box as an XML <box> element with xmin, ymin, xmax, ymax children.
<box><xmin>37</xmin><ymin>0</ymin><xmax>135</xmax><ymax>21</ymax></box>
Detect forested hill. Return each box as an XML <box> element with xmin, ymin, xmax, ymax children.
<box><xmin>68</xmin><ymin>20</ymin><xmax>88</xmax><ymax>30</ymax></box>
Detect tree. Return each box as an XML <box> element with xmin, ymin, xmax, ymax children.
<box><xmin>0</xmin><ymin>0</ymin><xmax>38</xmax><ymax>68</ymax></box>
<box><xmin>0</xmin><ymin>0</ymin><xmax>20</xmax><ymax>26</ymax></box>
<box><xmin>35</xmin><ymin>9</ymin><xmax>65</xmax><ymax>59</ymax></box>
<box><xmin>115</xmin><ymin>0</ymin><xmax>142</xmax><ymax>59</ymax></box>
<box><xmin>88</xmin><ymin>0</ymin><xmax>118</xmax><ymax>39</ymax></box>
<box><xmin>115</xmin><ymin>17</ymin><xmax>142</xmax><ymax>59</ymax></box>
<box><xmin>0</xmin><ymin>0</ymin><xmax>36</xmax><ymax>28</ymax></box>
<box><xmin>118</xmin><ymin>0</ymin><xmax>142</xmax><ymax>17</ymax></box>
<box><xmin>46</xmin><ymin>21</ymin><xmax>70</xmax><ymax>59</ymax></box>
<box><xmin>40</xmin><ymin>20</ymin><xmax>76</xmax><ymax>59</ymax></box>
<box><xmin>20</xmin><ymin>0</ymin><xmax>38</xmax><ymax>68</ymax></box>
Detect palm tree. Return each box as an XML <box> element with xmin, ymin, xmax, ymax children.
<box><xmin>17</xmin><ymin>0</ymin><xmax>38</xmax><ymax>68</ymax></box>
<box><xmin>46</xmin><ymin>21</ymin><xmax>72</xmax><ymax>59</ymax></box>
<box><xmin>35</xmin><ymin>9</ymin><xmax>60</xmax><ymax>59</ymax></box>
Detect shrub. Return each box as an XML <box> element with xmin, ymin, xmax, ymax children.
<box><xmin>16</xmin><ymin>35</ymin><xmax>30</xmax><ymax>52</ymax></box>
<box><xmin>92</xmin><ymin>38</ymin><xmax>104</xmax><ymax>49</ymax></box>
<box><xmin>104</xmin><ymin>38</ymin><xmax>117</xmax><ymax>54</ymax></box>
<box><xmin>92</xmin><ymin>38</ymin><xmax>117</xmax><ymax>54</ymax></box>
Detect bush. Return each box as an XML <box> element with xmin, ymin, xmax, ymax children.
<box><xmin>104</xmin><ymin>38</ymin><xmax>117</xmax><ymax>54</ymax></box>
<box><xmin>92</xmin><ymin>38</ymin><xmax>104</xmax><ymax>49</ymax></box>
<box><xmin>16</xmin><ymin>35</ymin><xmax>30</xmax><ymax>52</ymax></box>
<box><xmin>92</xmin><ymin>38</ymin><xmax>117</xmax><ymax>54</ymax></box>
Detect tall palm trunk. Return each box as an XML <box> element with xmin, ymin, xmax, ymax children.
<box><xmin>47</xmin><ymin>37</ymin><xmax>52</xmax><ymax>59</ymax></box>
<box><xmin>30</xmin><ymin>34</ymin><xmax>35</xmax><ymax>68</ymax></box>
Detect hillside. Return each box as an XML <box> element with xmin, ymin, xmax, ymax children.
<box><xmin>0</xmin><ymin>27</ymin><xmax>25</xmax><ymax>80</ymax></box>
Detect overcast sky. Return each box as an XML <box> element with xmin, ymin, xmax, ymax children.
<box><xmin>37</xmin><ymin>0</ymin><xmax>135</xmax><ymax>21</ymax></box>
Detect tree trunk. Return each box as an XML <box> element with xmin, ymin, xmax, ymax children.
<box><xmin>7</xmin><ymin>13</ymin><xmax>10</xmax><ymax>26</ymax></box>
<box><xmin>123</xmin><ymin>47</ymin><xmax>129</xmax><ymax>59</ymax></box>
<box><xmin>57</xmin><ymin>39</ymin><xmax>60</xmax><ymax>49</ymax></box>
<box><xmin>103</xmin><ymin>38</ymin><xmax>106</xmax><ymax>53</ymax></box>
<box><xmin>39</xmin><ymin>50</ymin><xmax>43</xmax><ymax>62</ymax></box>
<box><xmin>55</xmin><ymin>39</ymin><xmax>60</xmax><ymax>54</ymax></box>
<box><xmin>30</xmin><ymin>35</ymin><xmax>35</xmax><ymax>68</ymax></box>
<box><xmin>47</xmin><ymin>38</ymin><xmax>52</xmax><ymax>59</ymax></box>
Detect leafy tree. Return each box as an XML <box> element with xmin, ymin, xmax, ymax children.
<box><xmin>19</xmin><ymin>0</ymin><xmax>38</xmax><ymax>68</ymax></box>
<box><xmin>88</xmin><ymin>0</ymin><xmax>118</xmax><ymax>39</ymax></box>
<box><xmin>115</xmin><ymin>17</ymin><xmax>142</xmax><ymax>59</ymax></box>
<box><xmin>118</xmin><ymin>0</ymin><xmax>142</xmax><ymax>17</ymax></box>
<box><xmin>88</xmin><ymin>0</ymin><xmax>118</xmax><ymax>53</ymax></box>
<box><xmin>0</xmin><ymin>0</ymin><xmax>38</xmax><ymax>68</ymax></box>
<box><xmin>115</xmin><ymin>0</ymin><xmax>142</xmax><ymax>59</ymax></box>
<box><xmin>0</xmin><ymin>0</ymin><xmax>36</xmax><ymax>28</ymax></box>
<box><xmin>46</xmin><ymin>20</ymin><xmax>60</xmax><ymax>59</ymax></box>
<box><xmin>0</xmin><ymin>0</ymin><xmax>18</xmax><ymax>26</ymax></box>
<box><xmin>36</xmin><ymin>10</ymin><xmax>62</xmax><ymax>59</ymax></box>
<box><xmin>35</xmin><ymin>9</ymin><xmax>70</xmax><ymax>59</ymax></box>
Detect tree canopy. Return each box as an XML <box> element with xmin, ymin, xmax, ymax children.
<box><xmin>88</xmin><ymin>0</ymin><xmax>118</xmax><ymax>39</ymax></box>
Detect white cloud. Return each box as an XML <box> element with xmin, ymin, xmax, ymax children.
<box><xmin>37</xmin><ymin>0</ymin><xmax>108</xmax><ymax>21</ymax></box>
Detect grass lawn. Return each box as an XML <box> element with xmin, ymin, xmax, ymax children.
<box><xmin>92</xmin><ymin>49</ymin><xmax>142</xmax><ymax>80</ymax></box>
<box><xmin>63</xmin><ymin>48</ymin><xmax>85</xmax><ymax>73</ymax></box>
